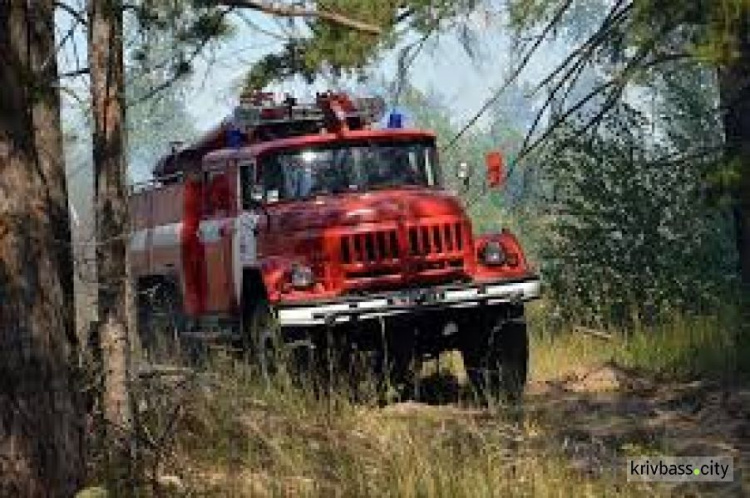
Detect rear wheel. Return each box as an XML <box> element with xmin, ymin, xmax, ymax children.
<box><xmin>137</xmin><ymin>280</ymin><xmax>186</xmax><ymax>364</ymax></box>
<box><xmin>461</xmin><ymin>308</ymin><xmax>528</xmax><ymax>403</ymax></box>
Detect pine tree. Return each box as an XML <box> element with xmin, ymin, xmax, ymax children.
<box><xmin>0</xmin><ymin>1</ymin><xmax>83</xmax><ymax>495</ymax></box>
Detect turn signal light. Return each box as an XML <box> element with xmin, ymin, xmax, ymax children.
<box><xmin>290</xmin><ymin>264</ymin><xmax>315</xmax><ymax>289</ymax></box>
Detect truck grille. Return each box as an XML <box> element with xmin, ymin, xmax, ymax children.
<box><xmin>408</xmin><ymin>222</ymin><xmax>463</xmax><ymax>256</ymax></box>
<box><xmin>338</xmin><ymin>221</ymin><xmax>466</xmax><ymax>287</ymax></box>
<box><xmin>340</xmin><ymin>229</ymin><xmax>400</xmax><ymax>264</ymax></box>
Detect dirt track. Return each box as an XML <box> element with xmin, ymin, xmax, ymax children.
<box><xmin>404</xmin><ymin>361</ymin><xmax>750</xmax><ymax>496</ymax></box>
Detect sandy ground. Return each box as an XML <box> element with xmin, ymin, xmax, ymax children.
<box><xmin>528</xmin><ymin>363</ymin><xmax>750</xmax><ymax>495</ymax></box>
<box><xmin>399</xmin><ymin>361</ymin><xmax>750</xmax><ymax>496</ymax></box>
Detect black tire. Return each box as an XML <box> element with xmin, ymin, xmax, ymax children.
<box><xmin>243</xmin><ymin>299</ymin><xmax>282</xmax><ymax>382</ymax></box>
<box><xmin>137</xmin><ymin>280</ymin><xmax>186</xmax><ymax>364</ymax></box>
<box><xmin>242</xmin><ymin>299</ymin><xmax>315</xmax><ymax>385</ymax></box>
<box><xmin>384</xmin><ymin>353</ymin><xmax>421</xmax><ymax>402</ymax></box>
<box><xmin>372</xmin><ymin>322</ymin><xmax>420</xmax><ymax>402</ymax></box>
<box><xmin>461</xmin><ymin>310</ymin><xmax>528</xmax><ymax>403</ymax></box>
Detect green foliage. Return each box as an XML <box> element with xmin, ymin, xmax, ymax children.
<box><xmin>245</xmin><ymin>41</ymin><xmax>318</xmax><ymax>89</ymax></box>
<box><xmin>125</xmin><ymin>17</ymin><xmax>199</xmax><ymax>181</ymax></box>
<box><xmin>300</xmin><ymin>0</ymin><xmax>400</xmax><ymax>72</ymax></box>
<box><xmin>503</xmin><ymin>0</ymin><xmax>750</xmax><ymax>168</ymax></box>
<box><xmin>127</xmin><ymin>1</ymin><xmax>234</xmax><ymax>94</ymax></box>
<box><xmin>508</xmin><ymin>0</ymin><xmax>750</xmax><ymax>66</ymax></box>
<box><xmin>244</xmin><ymin>0</ymin><xmax>481</xmax><ymax>91</ymax></box>
<box><xmin>538</xmin><ymin>91</ymin><xmax>736</xmax><ymax>327</ymax></box>
<box><xmin>499</xmin><ymin>0</ymin><xmax>746</xmax><ymax>325</ymax></box>
<box><xmin>135</xmin><ymin>0</ymin><xmax>235</xmax><ymax>41</ymax></box>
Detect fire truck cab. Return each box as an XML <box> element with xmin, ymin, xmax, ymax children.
<box><xmin>130</xmin><ymin>91</ymin><xmax>540</xmax><ymax>399</ymax></box>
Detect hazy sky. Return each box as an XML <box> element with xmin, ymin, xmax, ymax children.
<box><xmin>57</xmin><ymin>5</ymin><xmax>566</xmax><ymax>185</ymax></box>
<box><xmin>56</xmin><ymin>5</ymin><xmax>567</xmax><ymax>133</ymax></box>
<box><xmin>177</xmin><ymin>9</ymin><xmax>560</xmax><ymax>133</ymax></box>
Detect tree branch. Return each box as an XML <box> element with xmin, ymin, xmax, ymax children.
<box><xmin>444</xmin><ymin>0</ymin><xmax>576</xmax><ymax>151</ymax></box>
<box><xmin>216</xmin><ymin>0</ymin><xmax>382</xmax><ymax>34</ymax></box>
<box><xmin>517</xmin><ymin>53</ymin><xmax>687</xmax><ymax>164</ymax></box>
<box><xmin>126</xmin><ymin>32</ymin><xmax>214</xmax><ymax>108</ymax></box>
<box><xmin>126</xmin><ymin>7</ymin><xmax>236</xmax><ymax>108</ymax></box>
<box><xmin>529</xmin><ymin>0</ymin><xmax>633</xmax><ymax>97</ymax></box>
<box><xmin>236</xmin><ymin>10</ymin><xmax>293</xmax><ymax>41</ymax></box>
<box><xmin>60</xmin><ymin>67</ymin><xmax>90</xmax><ymax>79</ymax></box>
<box><xmin>55</xmin><ymin>1</ymin><xmax>87</xmax><ymax>26</ymax></box>
<box><xmin>502</xmin><ymin>1</ymin><xmax>634</xmax><ymax>169</ymax></box>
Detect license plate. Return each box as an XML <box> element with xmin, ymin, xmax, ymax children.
<box><xmin>393</xmin><ymin>288</ymin><xmax>439</xmax><ymax>306</ymax></box>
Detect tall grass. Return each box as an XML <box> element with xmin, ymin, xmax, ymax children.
<box><xmin>137</xmin><ymin>354</ymin><xmax>663</xmax><ymax>497</ymax></box>
<box><xmin>83</xmin><ymin>303</ymin><xmax>749</xmax><ymax>496</ymax></box>
<box><xmin>530</xmin><ymin>301</ymin><xmax>747</xmax><ymax>383</ymax></box>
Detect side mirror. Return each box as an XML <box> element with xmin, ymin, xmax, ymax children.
<box><xmin>245</xmin><ymin>185</ymin><xmax>272</xmax><ymax>232</ymax></box>
<box><xmin>457</xmin><ymin>162</ymin><xmax>473</xmax><ymax>188</ymax></box>
<box><xmin>486</xmin><ymin>150</ymin><xmax>505</xmax><ymax>189</ymax></box>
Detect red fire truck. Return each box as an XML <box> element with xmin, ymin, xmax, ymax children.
<box><xmin>130</xmin><ymin>91</ymin><xmax>540</xmax><ymax>398</ymax></box>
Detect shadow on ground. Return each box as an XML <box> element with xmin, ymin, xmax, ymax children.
<box><xmin>412</xmin><ymin>361</ymin><xmax>750</xmax><ymax>496</ymax></box>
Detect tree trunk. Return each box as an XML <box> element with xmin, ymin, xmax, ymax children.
<box><xmin>718</xmin><ymin>11</ymin><xmax>750</xmax><ymax>289</ymax></box>
<box><xmin>87</xmin><ymin>0</ymin><xmax>134</xmax><ymax>475</ymax></box>
<box><xmin>0</xmin><ymin>1</ymin><xmax>84</xmax><ymax>496</ymax></box>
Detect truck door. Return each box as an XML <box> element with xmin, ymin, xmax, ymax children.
<box><xmin>201</xmin><ymin>165</ymin><xmax>238</xmax><ymax>312</ymax></box>
<box><xmin>236</xmin><ymin>160</ymin><xmax>260</xmax><ymax>298</ymax></box>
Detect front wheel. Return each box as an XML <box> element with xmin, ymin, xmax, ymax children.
<box><xmin>242</xmin><ymin>299</ymin><xmax>314</xmax><ymax>385</ymax></box>
<box><xmin>243</xmin><ymin>299</ymin><xmax>281</xmax><ymax>382</ymax></box>
<box><xmin>461</xmin><ymin>308</ymin><xmax>528</xmax><ymax>403</ymax></box>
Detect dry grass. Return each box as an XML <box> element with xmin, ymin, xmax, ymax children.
<box><xmin>83</xmin><ymin>303</ymin><xmax>750</xmax><ymax>497</ymax></box>
<box><xmin>146</xmin><ymin>358</ymin><xmax>664</xmax><ymax>498</ymax></box>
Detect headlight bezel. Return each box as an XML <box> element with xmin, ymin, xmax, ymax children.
<box><xmin>480</xmin><ymin>240</ymin><xmax>506</xmax><ymax>266</ymax></box>
<box><xmin>289</xmin><ymin>264</ymin><xmax>316</xmax><ymax>289</ymax></box>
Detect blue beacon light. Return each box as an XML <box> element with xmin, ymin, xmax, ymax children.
<box><xmin>227</xmin><ymin>127</ymin><xmax>244</xmax><ymax>148</ymax></box>
<box><xmin>387</xmin><ymin>110</ymin><xmax>404</xmax><ymax>129</ymax></box>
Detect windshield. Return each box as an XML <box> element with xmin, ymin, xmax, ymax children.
<box><xmin>258</xmin><ymin>140</ymin><xmax>440</xmax><ymax>202</ymax></box>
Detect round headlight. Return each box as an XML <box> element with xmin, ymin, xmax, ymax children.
<box><xmin>290</xmin><ymin>265</ymin><xmax>315</xmax><ymax>289</ymax></box>
<box><xmin>481</xmin><ymin>241</ymin><xmax>505</xmax><ymax>266</ymax></box>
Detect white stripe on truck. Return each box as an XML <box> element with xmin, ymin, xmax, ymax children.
<box><xmin>130</xmin><ymin>219</ymin><xmax>236</xmax><ymax>252</ymax></box>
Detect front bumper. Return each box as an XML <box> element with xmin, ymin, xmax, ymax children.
<box><xmin>276</xmin><ymin>276</ymin><xmax>541</xmax><ymax>326</ymax></box>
